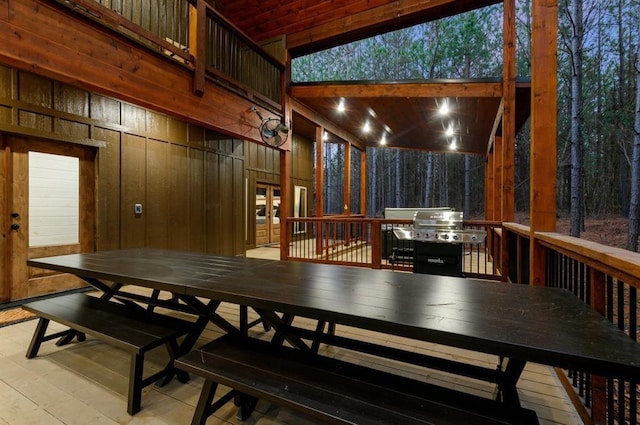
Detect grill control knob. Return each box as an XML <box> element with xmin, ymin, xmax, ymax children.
<box><xmin>442</xmin><ymin>234</ymin><xmax>449</xmax><ymax>240</ymax></box>
<box><xmin>452</xmin><ymin>234</ymin><xmax>459</xmax><ymax>240</ymax></box>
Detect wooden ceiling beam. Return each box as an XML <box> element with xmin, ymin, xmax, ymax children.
<box><xmin>291</xmin><ymin>98</ymin><xmax>365</xmax><ymax>150</ymax></box>
<box><xmin>291</xmin><ymin>81</ymin><xmax>503</xmax><ymax>99</ymax></box>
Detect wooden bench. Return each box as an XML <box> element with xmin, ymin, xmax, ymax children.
<box><xmin>176</xmin><ymin>334</ymin><xmax>540</xmax><ymax>425</ymax></box>
<box><xmin>22</xmin><ymin>292</ymin><xmax>194</xmax><ymax>415</ymax></box>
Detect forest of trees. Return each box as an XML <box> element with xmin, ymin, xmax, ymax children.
<box><xmin>291</xmin><ymin>0</ymin><xmax>640</xmax><ymax>250</ymax></box>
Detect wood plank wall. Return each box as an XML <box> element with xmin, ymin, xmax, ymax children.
<box><xmin>0</xmin><ymin>65</ymin><xmax>248</xmax><ymax>256</ymax></box>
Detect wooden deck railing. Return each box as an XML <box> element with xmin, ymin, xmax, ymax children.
<box><xmin>54</xmin><ymin>0</ymin><xmax>283</xmax><ymax>107</ymax></box>
<box><xmin>284</xmin><ymin>217</ymin><xmax>502</xmax><ymax>279</ymax></box>
<box><xmin>502</xmin><ymin>224</ymin><xmax>640</xmax><ymax>425</ymax></box>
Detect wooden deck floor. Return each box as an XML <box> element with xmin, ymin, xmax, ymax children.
<box><xmin>0</xmin><ymin>249</ymin><xmax>583</xmax><ymax>424</ymax></box>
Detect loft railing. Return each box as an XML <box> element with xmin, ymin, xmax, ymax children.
<box><xmin>284</xmin><ymin>217</ymin><xmax>502</xmax><ymax>279</ymax></box>
<box><xmin>54</xmin><ymin>0</ymin><xmax>284</xmax><ymax>108</ymax></box>
<box><xmin>502</xmin><ymin>223</ymin><xmax>640</xmax><ymax>425</ymax></box>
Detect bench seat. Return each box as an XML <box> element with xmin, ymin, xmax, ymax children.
<box><xmin>22</xmin><ymin>292</ymin><xmax>194</xmax><ymax>415</ymax></box>
<box><xmin>177</xmin><ymin>334</ymin><xmax>539</xmax><ymax>425</ymax></box>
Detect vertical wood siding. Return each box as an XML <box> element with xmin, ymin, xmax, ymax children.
<box><xmin>0</xmin><ymin>64</ymin><xmax>247</xmax><ymax>255</ymax></box>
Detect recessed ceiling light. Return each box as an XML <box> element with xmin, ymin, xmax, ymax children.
<box><xmin>323</xmin><ymin>131</ymin><xmax>329</xmax><ymax>141</ymax></box>
<box><xmin>363</xmin><ymin>121</ymin><xmax>371</xmax><ymax>133</ymax></box>
<box><xmin>337</xmin><ymin>98</ymin><xmax>345</xmax><ymax>113</ymax></box>
<box><xmin>380</xmin><ymin>133</ymin><xmax>387</xmax><ymax>145</ymax></box>
<box><xmin>439</xmin><ymin>102</ymin><xmax>450</xmax><ymax>116</ymax></box>
<box><xmin>445</xmin><ymin>125</ymin><xmax>454</xmax><ymax>137</ymax></box>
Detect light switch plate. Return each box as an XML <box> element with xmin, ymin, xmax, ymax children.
<box><xmin>134</xmin><ymin>204</ymin><xmax>143</xmax><ymax>214</ymax></box>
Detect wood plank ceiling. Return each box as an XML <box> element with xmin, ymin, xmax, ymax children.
<box><xmin>215</xmin><ymin>0</ymin><xmax>528</xmax><ymax>155</ymax></box>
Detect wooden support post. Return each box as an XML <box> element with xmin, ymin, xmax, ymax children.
<box><xmin>315</xmin><ymin>126</ymin><xmax>325</xmax><ymax>255</ymax></box>
<box><xmin>590</xmin><ymin>268</ymin><xmax>607</xmax><ymax>424</ymax></box>
<box><xmin>502</xmin><ymin>0</ymin><xmax>516</xmax><ymax>223</ymax></box>
<box><xmin>280</xmin><ymin>149</ymin><xmax>291</xmax><ymax>261</ymax></box>
<box><xmin>529</xmin><ymin>0</ymin><xmax>558</xmax><ymax>286</ymax></box>
<box><xmin>0</xmin><ymin>134</ymin><xmax>7</xmax><ymax>302</ymax></box>
<box><xmin>189</xmin><ymin>0</ymin><xmax>206</xmax><ymax>96</ymax></box>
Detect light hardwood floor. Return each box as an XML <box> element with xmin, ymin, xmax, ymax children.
<box><xmin>0</xmin><ymin>249</ymin><xmax>583</xmax><ymax>424</ymax></box>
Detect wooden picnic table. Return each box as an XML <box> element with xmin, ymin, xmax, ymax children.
<box><xmin>28</xmin><ymin>248</ymin><xmax>640</xmax><ymax>409</ymax></box>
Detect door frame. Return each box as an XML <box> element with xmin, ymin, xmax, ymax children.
<box><xmin>255</xmin><ymin>183</ymin><xmax>281</xmax><ymax>246</ymax></box>
<box><xmin>1</xmin><ymin>135</ymin><xmax>95</xmax><ymax>302</ymax></box>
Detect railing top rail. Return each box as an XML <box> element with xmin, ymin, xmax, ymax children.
<box><xmin>535</xmin><ymin>231</ymin><xmax>640</xmax><ymax>288</ymax></box>
<box><xmin>287</xmin><ymin>217</ymin><xmax>501</xmax><ymax>227</ymax></box>
<box><xmin>503</xmin><ymin>222</ymin><xmax>530</xmax><ymax>237</ymax></box>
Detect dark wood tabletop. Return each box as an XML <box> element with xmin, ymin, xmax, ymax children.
<box><xmin>28</xmin><ymin>248</ymin><xmax>640</xmax><ymax>382</ymax></box>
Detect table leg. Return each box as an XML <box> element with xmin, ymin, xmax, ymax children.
<box><xmin>494</xmin><ymin>358</ymin><xmax>526</xmax><ymax>407</ymax></box>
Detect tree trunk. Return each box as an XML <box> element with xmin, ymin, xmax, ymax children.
<box><xmin>627</xmin><ymin>15</ymin><xmax>640</xmax><ymax>252</ymax></box>
<box><xmin>369</xmin><ymin>147</ymin><xmax>377</xmax><ymax>216</ymax></box>
<box><xmin>424</xmin><ymin>152</ymin><xmax>432</xmax><ymax>207</ymax></box>
<box><xmin>569</xmin><ymin>0</ymin><xmax>584</xmax><ymax>237</ymax></box>
<box><xmin>464</xmin><ymin>155</ymin><xmax>471</xmax><ymax>218</ymax></box>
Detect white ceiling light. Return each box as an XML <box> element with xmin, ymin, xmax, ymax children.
<box><xmin>439</xmin><ymin>100</ymin><xmax>450</xmax><ymax>116</ymax></box>
<box><xmin>337</xmin><ymin>98</ymin><xmax>346</xmax><ymax>113</ymax></box>
<box><xmin>363</xmin><ymin>121</ymin><xmax>371</xmax><ymax>133</ymax></box>
<box><xmin>445</xmin><ymin>124</ymin><xmax>454</xmax><ymax>137</ymax></box>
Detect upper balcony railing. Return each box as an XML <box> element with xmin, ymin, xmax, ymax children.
<box><xmin>56</xmin><ymin>0</ymin><xmax>284</xmax><ymax>110</ymax></box>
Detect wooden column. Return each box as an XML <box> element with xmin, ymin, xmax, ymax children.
<box><xmin>0</xmin><ymin>134</ymin><xmax>7</xmax><ymax>302</ymax></box>
<box><xmin>502</xmin><ymin>0</ymin><xmax>516</xmax><ymax>222</ymax></box>
<box><xmin>589</xmin><ymin>269</ymin><xmax>607</xmax><ymax>424</ymax></box>
<box><xmin>315</xmin><ymin>126</ymin><xmax>325</xmax><ymax>254</ymax></box>
<box><xmin>343</xmin><ymin>142</ymin><xmax>351</xmax><ymax>215</ymax></box>
<box><xmin>530</xmin><ymin>0</ymin><xmax>558</xmax><ymax>286</ymax></box>
<box><xmin>280</xmin><ymin>148</ymin><xmax>291</xmax><ymax>261</ymax></box>
<box><xmin>315</xmin><ymin>126</ymin><xmax>325</xmax><ymax>218</ymax></box>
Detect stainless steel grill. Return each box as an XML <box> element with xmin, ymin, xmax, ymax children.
<box><xmin>392</xmin><ymin>209</ymin><xmax>486</xmax><ymax>277</ymax></box>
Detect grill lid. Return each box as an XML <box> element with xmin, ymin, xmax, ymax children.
<box><xmin>392</xmin><ymin>209</ymin><xmax>486</xmax><ymax>244</ymax></box>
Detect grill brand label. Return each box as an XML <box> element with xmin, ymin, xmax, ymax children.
<box><xmin>427</xmin><ymin>258</ymin><xmax>445</xmax><ymax>264</ymax></box>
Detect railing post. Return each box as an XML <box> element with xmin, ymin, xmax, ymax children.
<box><xmin>189</xmin><ymin>0</ymin><xmax>206</xmax><ymax>96</ymax></box>
<box><xmin>371</xmin><ymin>221</ymin><xmax>381</xmax><ymax>269</ymax></box>
<box><xmin>500</xmin><ymin>229</ymin><xmax>510</xmax><ymax>282</ymax></box>
<box><xmin>590</xmin><ymin>268</ymin><xmax>607</xmax><ymax>424</ymax></box>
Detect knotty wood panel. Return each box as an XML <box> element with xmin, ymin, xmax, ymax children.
<box><xmin>121</xmin><ymin>134</ymin><xmax>146</xmax><ymax>248</ymax></box>
<box><xmin>168</xmin><ymin>143</ymin><xmax>189</xmax><ymax>251</ymax></box>
<box><xmin>53</xmin><ymin>82</ymin><xmax>90</xmax><ymax>117</ymax></box>
<box><xmin>94</xmin><ymin>127</ymin><xmax>121</xmax><ymax>250</ymax></box>
<box><xmin>219</xmin><ymin>154</ymin><xmax>234</xmax><ymax>255</ymax></box>
<box><xmin>0</xmin><ymin>65</ymin><xmax>11</xmax><ymax>99</ymax></box>
<box><xmin>189</xmin><ymin>148</ymin><xmax>206</xmax><ymax>252</ymax></box>
<box><xmin>205</xmin><ymin>151</ymin><xmax>221</xmax><ymax>254</ymax></box>
<box><xmin>0</xmin><ymin>134</ymin><xmax>7</xmax><ymax>302</ymax></box>
<box><xmin>146</xmin><ymin>139</ymin><xmax>169</xmax><ymax>248</ymax></box>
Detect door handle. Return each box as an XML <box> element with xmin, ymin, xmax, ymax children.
<box><xmin>10</xmin><ymin>223</ymin><xmax>20</xmax><ymax>231</ymax></box>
